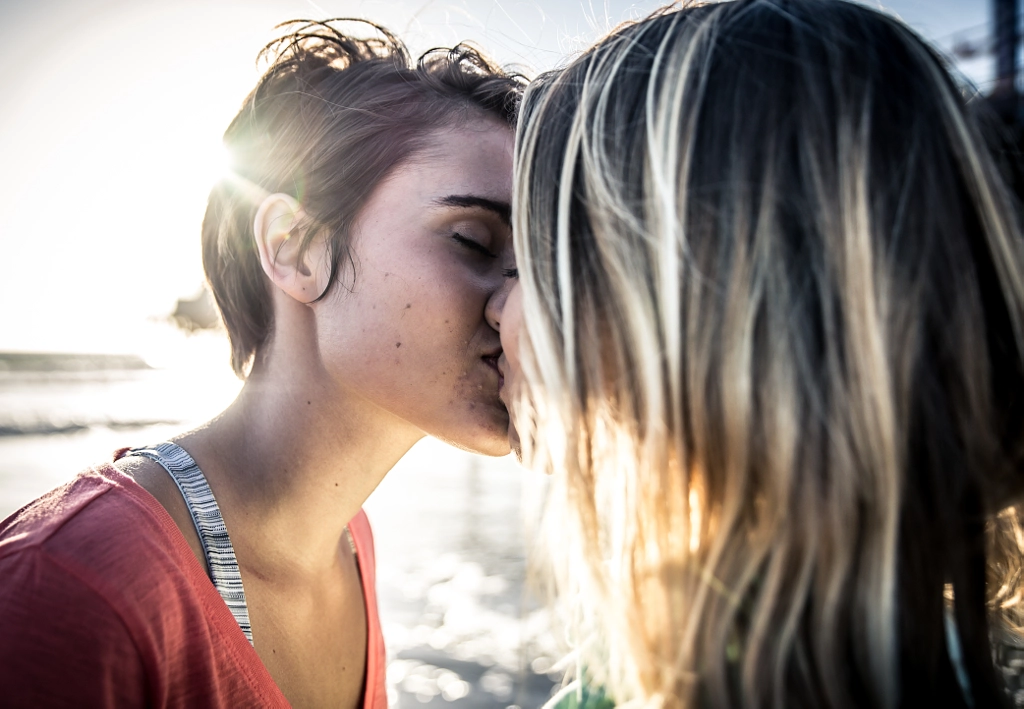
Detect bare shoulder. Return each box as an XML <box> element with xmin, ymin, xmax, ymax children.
<box><xmin>113</xmin><ymin>454</ymin><xmax>209</xmax><ymax>576</ymax></box>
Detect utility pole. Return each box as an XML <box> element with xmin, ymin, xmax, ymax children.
<box><xmin>987</xmin><ymin>0</ymin><xmax>1023</xmax><ymax>207</ymax></box>
<box><xmin>993</xmin><ymin>0</ymin><xmax>1020</xmax><ymax>97</ymax></box>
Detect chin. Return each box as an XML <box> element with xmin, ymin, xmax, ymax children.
<box><xmin>478</xmin><ymin>437</ymin><xmax>513</xmax><ymax>457</ymax></box>
<box><xmin>469</xmin><ymin>421</ymin><xmax>514</xmax><ymax>457</ymax></box>
<box><xmin>441</xmin><ymin>433</ymin><xmax>511</xmax><ymax>457</ymax></box>
<box><xmin>439</xmin><ymin>409</ymin><xmax>512</xmax><ymax>457</ymax></box>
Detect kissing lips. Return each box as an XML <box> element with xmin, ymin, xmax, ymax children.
<box><xmin>482</xmin><ymin>352</ymin><xmax>505</xmax><ymax>405</ymax></box>
<box><xmin>482</xmin><ymin>352</ymin><xmax>502</xmax><ymax>379</ymax></box>
<box><xmin>495</xmin><ymin>353</ymin><xmax>508</xmax><ymax>398</ymax></box>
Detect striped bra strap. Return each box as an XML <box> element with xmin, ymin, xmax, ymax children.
<box><xmin>128</xmin><ymin>442</ymin><xmax>254</xmax><ymax>646</ymax></box>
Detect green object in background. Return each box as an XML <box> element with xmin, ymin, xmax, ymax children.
<box><xmin>553</xmin><ymin>685</ymin><xmax>615</xmax><ymax>709</ymax></box>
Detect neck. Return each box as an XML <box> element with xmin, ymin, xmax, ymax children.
<box><xmin>177</xmin><ymin>354</ymin><xmax>421</xmax><ymax>581</ymax></box>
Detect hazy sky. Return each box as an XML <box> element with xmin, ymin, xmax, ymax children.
<box><xmin>0</xmin><ymin>0</ymin><xmax>994</xmax><ymax>354</ymax></box>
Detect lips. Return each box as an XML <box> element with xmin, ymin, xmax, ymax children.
<box><xmin>495</xmin><ymin>354</ymin><xmax>507</xmax><ymax>389</ymax></box>
<box><xmin>482</xmin><ymin>352</ymin><xmax>504</xmax><ymax>393</ymax></box>
<box><xmin>482</xmin><ymin>352</ymin><xmax>501</xmax><ymax>375</ymax></box>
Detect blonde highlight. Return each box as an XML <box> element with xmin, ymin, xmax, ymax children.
<box><xmin>514</xmin><ymin>1</ymin><xmax>1024</xmax><ymax>707</ymax></box>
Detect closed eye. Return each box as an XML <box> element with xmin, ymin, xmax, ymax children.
<box><xmin>452</xmin><ymin>232</ymin><xmax>497</xmax><ymax>258</ymax></box>
<box><xmin>502</xmin><ymin>268</ymin><xmax>519</xmax><ymax>279</ymax></box>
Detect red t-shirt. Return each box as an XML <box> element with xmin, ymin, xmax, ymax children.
<box><xmin>0</xmin><ymin>461</ymin><xmax>387</xmax><ymax>708</ymax></box>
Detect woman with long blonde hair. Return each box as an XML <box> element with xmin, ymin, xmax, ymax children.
<box><xmin>487</xmin><ymin>1</ymin><xmax>1024</xmax><ymax>706</ymax></box>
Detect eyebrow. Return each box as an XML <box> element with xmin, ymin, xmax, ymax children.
<box><xmin>434</xmin><ymin>195</ymin><xmax>511</xmax><ymax>227</ymax></box>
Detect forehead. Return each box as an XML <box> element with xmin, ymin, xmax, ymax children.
<box><xmin>392</xmin><ymin>118</ymin><xmax>515</xmax><ymax>200</ymax></box>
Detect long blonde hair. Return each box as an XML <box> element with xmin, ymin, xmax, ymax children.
<box><xmin>513</xmin><ymin>1</ymin><xmax>1024</xmax><ymax>706</ymax></box>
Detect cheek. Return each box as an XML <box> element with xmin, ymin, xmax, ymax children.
<box><xmin>501</xmin><ymin>285</ymin><xmax>524</xmax><ymax>372</ymax></box>
<box><xmin>314</xmin><ymin>277</ymin><xmax>414</xmax><ymax>370</ymax></box>
<box><xmin>377</xmin><ymin>276</ymin><xmax>483</xmax><ymax>390</ymax></box>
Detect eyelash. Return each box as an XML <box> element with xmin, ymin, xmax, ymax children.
<box><xmin>502</xmin><ymin>268</ymin><xmax>519</xmax><ymax>279</ymax></box>
<box><xmin>452</xmin><ymin>232</ymin><xmax>496</xmax><ymax>258</ymax></box>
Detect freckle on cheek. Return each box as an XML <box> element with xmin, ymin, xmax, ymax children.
<box><xmin>395</xmin><ymin>342</ymin><xmax>401</xmax><ymax>348</ymax></box>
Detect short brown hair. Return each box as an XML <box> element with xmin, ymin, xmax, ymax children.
<box><xmin>202</xmin><ymin>19</ymin><xmax>526</xmax><ymax>376</ymax></box>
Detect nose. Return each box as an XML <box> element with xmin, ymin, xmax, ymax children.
<box><xmin>485</xmin><ymin>276</ymin><xmax>514</xmax><ymax>331</ymax></box>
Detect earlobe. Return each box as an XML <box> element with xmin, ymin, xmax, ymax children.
<box><xmin>253</xmin><ymin>193</ymin><xmax>320</xmax><ymax>303</ymax></box>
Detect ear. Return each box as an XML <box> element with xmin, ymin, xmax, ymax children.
<box><xmin>253</xmin><ymin>193</ymin><xmax>320</xmax><ymax>303</ymax></box>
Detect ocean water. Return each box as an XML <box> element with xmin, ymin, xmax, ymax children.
<box><xmin>0</xmin><ymin>345</ymin><xmax>561</xmax><ymax>708</ymax></box>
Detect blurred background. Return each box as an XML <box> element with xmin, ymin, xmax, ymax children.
<box><xmin>0</xmin><ymin>0</ymin><xmax>1013</xmax><ymax>706</ymax></box>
